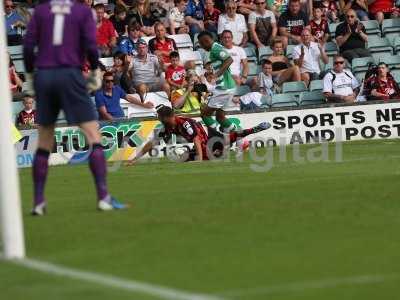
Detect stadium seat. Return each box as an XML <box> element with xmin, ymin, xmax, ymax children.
<box><xmin>124</xmin><ymin>91</ymin><xmax>171</xmax><ymax>118</ymax></box>
<box><xmin>22</xmin><ymin>81</ymin><xmax>32</xmax><ymax>93</ymax></box>
<box><xmin>379</xmin><ymin>54</ymin><xmax>400</xmax><ymax>70</ymax></box>
<box><xmin>309</xmin><ymin>79</ymin><xmax>323</xmax><ymax>92</ymax></box>
<box><xmin>8</xmin><ymin>45</ymin><xmax>23</xmax><ymax>60</ymax></box>
<box><xmin>286</xmin><ymin>44</ymin><xmax>296</xmax><ymax>60</ymax></box>
<box><xmin>361</xmin><ymin>20</ymin><xmax>381</xmax><ymax>36</ymax></box>
<box><xmin>271</xmin><ymin>94</ymin><xmax>298</xmax><ymax>107</ymax></box>
<box><xmin>329</xmin><ymin>23</ymin><xmax>338</xmax><ymax>39</ymax></box>
<box><xmin>282</xmin><ymin>81</ymin><xmax>307</xmax><ymax>97</ymax></box>
<box><xmin>324</xmin><ymin>42</ymin><xmax>338</xmax><ymax>57</ymax></box>
<box><xmin>12</xmin><ymin>101</ymin><xmax>24</xmax><ymax>116</ymax></box>
<box><xmin>299</xmin><ymin>91</ymin><xmax>326</xmax><ymax>106</ymax></box>
<box><xmin>99</xmin><ymin>57</ymin><xmax>114</xmax><ymax>68</ymax></box>
<box><xmin>367</xmin><ymin>36</ymin><xmax>393</xmax><ymax>61</ymax></box>
<box><xmin>13</xmin><ymin>59</ymin><xmax>25</xmax><ymax>73</ymax></box>
<box><xmin>355</xmin><ymin>72</ymin><xmax>366</xmax><ymax>84</ymax></box>
<box><xmin>382</xmin><ymin>19</ymin><xmax>400</xmax><ymax>42</ymax></box>
<box><xmin>260</xmin><ymin>95</ymin><xmax>271</xmax><ymax>107</ymax></box>
<box><xmin>322</xmin><ymin>56</ymin><xmax>334</xmax><ymax>72</ymax></box>
<box><xmin>178</xmin><ymin>49</ymin><xmax>202</xmax><ymax>64</ymax></box>
<box><xmin>392</xmin><ymin>69</ymin><xmax>400</xmax><ymax>84</ymax></box>
<box><xmin>258</xmin><ymin>46</ymin><xmax>273</xmax><ymax>62</ymax></box>
<box><xmin>244</xmin><ymin>46</ymin><xmax>257</xmax><ymax>62</ymax></box>
<box><xmin>234</xmin><ymin>85</ymin><xmax>251</xmax><ymax>96</ymax></box>
<box><xmin>352</xmin><ymin>56</ymin><xmax>375</xmax><ymax>73</ymax></box>
<box><xmin>391</xmin><ymin>36</ymin><xmax>400</xmax><ymax>54</ymax></box>
<box><xmin>170</xmin><ymin>34</ymin><xmax>193</xmax><ymax>50</ymax></box>
<box><xmin>248</xmin><ymin>62</ymin><xmax>261</xmax><ymax>76</ymax></box>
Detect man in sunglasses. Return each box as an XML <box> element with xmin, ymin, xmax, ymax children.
<box><xmin>248</xmin><ymin>0</ymin><xmax>277</xmax><ymax>49</ymax></box>
<box><xmin>323</xmin><ymin>55</ymin><xmax>359</xmax><ymax>103</ymax></box>
<box><xmin>335</xmin><ymin>9</ymin><xmax>370</xmax><ymax>63</ymax></box>
<box><xmin>5</xmin><ymin>0</ymin><xmax>26</xmax><ymax>46</ymax></box>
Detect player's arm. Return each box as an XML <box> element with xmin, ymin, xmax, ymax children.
<box><xmin>215</xmin><ymin>57</ymin><xmax>233</xmax><ymax>78</ymax></box>
<box><xmin>193</xmin><ymin>135</ymin><xmax>203</xmax><ymax>161</ymax></box>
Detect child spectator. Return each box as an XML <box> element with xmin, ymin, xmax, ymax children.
<box><xmin>168</xmin><ymin>0</ymin><xmax>189</xmax><ymax>34</ymax></box>
<box><xmin>308</xmin><ymin>5</ymin><xmax>330</xmax><ymax>44</ymax></box>
<box><xmin>110</xmin><ymin>5</ymin><xmax>129</xmax><ymax>36</ymax></box>
<box><xmin>16</xmin><ymin>95</ymin><xmax>36</xmax><ymax>126</ymax></box>
<box><xmin>258</xmin><ymin>59</ymin><xmax>274</xmax><ymax>96</ymax></box>
<box><xmin>165</xmin><ymin>51</ymin><xmax>187</xmax><ymax>92</ymax></box>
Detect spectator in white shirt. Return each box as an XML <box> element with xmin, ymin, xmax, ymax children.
<box><xmin>168</xmin><ymin>0</ymin><xmax>190</xmax><ymax>34</ymax></box>
<box><xmin>293</xmin><ymin>28</ymin><xmax>328</xmax><ymax>86</ymax></box>
<box><xmin>220</xmin><ymin>30</ymin><xmax>249</xmax><ymax>86</ymax></box>
<box><xmin>323</xmin><ymin>55</ymin><xmax>359</xmax><ymax>103</ymax></box>
<box><xmin>248</xmin><ymin>0</ymin><xmax>277</xmax><ymax>49</ymax></box>
<box><xmin>217</xmin><ymin>0</ymin><xmax>248</xmax><ymax>47</ymax></box>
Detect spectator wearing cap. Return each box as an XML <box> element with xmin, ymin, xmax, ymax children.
<box><xmin>5</xmin><ymin>0</ymin><xmax>26</xmax><ymax>46</ymax></box>
<box><xmin>339</xmin><ymin>0</ymin><xmax>369</xmax><ymax>21</ymax></box>
<box><xmin>293</xmin><ymin>28</ymin><xmax>328</xmax><ymax>86</ymax></box>
<box><xmin>148</xmin><ymin>23</ymin><xmax>178</xmax><ymax>65</ymax></box>
<box><xmin>95</xmin><ymin>72</ymin><xmax>154</xmax><ymax>120</ymax></box>
<box><xmin>95</xmin><ymin>3</ymin><xmax>118</xmax><ymax>57</ymax></box>
<box><xmin>335</xmin><ymin>9</ymin><xmax>369</xmax><ymax>63</ymax></box>
<box><xmin>323</xmin><ymin>55</ymin><xmax>359</xmax><ymax>103</ymax></box>
<box><xmin>118</xmin><ymin>21</ymin><xmax>141</xmax><ymax>56</ymax></box>
<box><xmin>185</xmin><ymin>0</ymin><xmax>205</xmax><ymax>35</ymax></box>
<box><xmin>203</xmin><ymin>0</ymin><xmax>220</xmax><ymax>33</ymax></box>
<box><xmin>131</xmin><ymin>39</ymin><xmax>170</xmax><ymax>101</ymax></box>
<box><xmin>217</xmin><ymin>1</ymin><xmax>248</xmax><ymax>47</ymax></box>
<box><xmin>248</xmin><ymin>0</ymin><xmax>277</xmax><ymax>49</ymax></box>
<box><xmin>168</xmin><ymin>0</ymin><xmax>190</xmax><ymax>34</ymax></box>
<box><xmin>278</xmin><ymin>0</ymin><xmax>308</xmax><ymax>46</ymax></box>
<box><xmin>365</xmin><ymin>63</ymin><xmax>400</xmax><ymax>101</ymax></box>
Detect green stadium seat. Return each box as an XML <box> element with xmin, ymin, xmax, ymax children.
<box><xmin>8</xmin><ymin>45</ymin><xmax>23</xmax><ymax>60</ymax></box>
<box><xmin>324</xmin><ymin>42</ymin><xmax>338</xmax><ymax>57</ymax></box>
<box><xmin>391</xmin><ymin>37</ymin><xmax>400</xmax><ymax>54</ymax></box>
<box><xmin>361</xmin><ymin>20</ymin><xmax>381</xmax><ymax>36</ymax></box>
<box><xmin>392</xmin><ymin>69</ymin><xmax>400</xmax><ymax>84</ymax></box>
<box><xmin>286</xmin><ymin>44</ymin><xmax>296</xmax><ymax>60</ymax></box>
<box><xmin>13</xmin><ymin>59</ymin><xmax>25</xmax><ymax>73</ymax></box>
<box><xmin>379</xmin><ymin>55</ymin><xmax>400</xmax><ymax>70</ymax></box>
<box><xmin>309</xmin><ymin>80</ymin><xmax>323</xmax><ymax>92</ymax></box>
<box><xmin>355</xmin><ymin>72</ymin><xmax>366</xmax><ymax>84</ymax></box>
<box><xmin>382</xmin><ymin>19</ymin><xmax>400</xmax><ymax>42</ymax></box>
<box><xmin>282</xmin><ymin>81</ymin><xmax>307</xmax><ymax>97</ymax></box>
<box><xmin>234</xmin><ymin>85</ymin><xmax>251</xmax><ymax>96</ymax></box>
<box><xmin>244</xmin><ymin>46</ymin><xmax>257</xmax><ymax>62</ymax></box>
<box><xmin>299</xmin><ymin>91</ymin><xmax>326</xmax><ymax>106</ymax></box>
<box><xmin>258</xmin><ymin>46</ymin><xmax>273</xmax><ymax>62</ymax></box>
<box><xmin>271</xmin><ymin>94</ymin><xmax>298</xmax><ymax>107</ymax></box>
<box><xmin>260</xmin><ymin>95</ymin><xmax>271</xmax><ymax>107</ymax></box>
<box><xmin>248</xmin><ymin>62</ymin><xmax>261</xmax><ymax>76</ymax></box>
<box><xmin>322</xmin><ymin>56</ymin><xmax>334</xmax><ymax>72</ymax></box>
<box><xmin>367</xmin><ymin>36</ymin><xmax>393</xmax><ymax>61</ymax></box>
<box><xmin>352</xmin><ymin>56</ymin><xmax>375</xmax><ymax>73</ymax></box>
<box><xmin>329</xmin><ymin>23</ymin><xmax>338</xmax><ymax>39</ymax></box>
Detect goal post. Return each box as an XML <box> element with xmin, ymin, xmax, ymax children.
<box><xmin>0</xmin><ymin>2</ymin><xmax>25</xmax><ymax>259</ymax></box>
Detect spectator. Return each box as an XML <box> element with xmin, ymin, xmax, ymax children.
<box><xmin>365</xmin><ymin>62</ymin><xmax>400</xmax><ymax>100</ymax></box>
<box><xmin>339</xmin><ymin>0</ymin><xmax>369</xmax><ymax>21</ymax></box>
<box><xmin>131</xmin><ymin>39</ymin><xmax>170</xmax><ymax>101</ymax></box>
<box><xmin>185</xmin><ymin>0</ymin><xmax>205</xmax><ymax>35</ymax></box>
<box><xmin>148</xmin><ymin>22</ymin><xmax>178</xmax><ymax>65</ymax></box>
<box><xmin>95</xmin><ymin>72</ymin><xmax>154</xmax><ymax>120</ymax></box>
<box><xmin>278</xmin><ymin>0</ymin><xmax>308</xmax><ymax>46</ymax></box>
<box><xmin>168</xmin><ymin>0</ymin><xmax>190</xmax><ymax>34</ymax></box>
<box><xmin>16</xmin><ymin>94</ymin><xmax>36</xmax><ymax>126</ymax></box>
<box><xmin>266</xmin><ymin>38</ymin><xmax>301</xmax><ymax>85</ymax></box>
<box><xmin>307</xmin><ymin>5</ymin><xmax>329</xmax><ymax>44</ymax></box>
<box><xmin>165</xmin><ymin>51</ymin><xmax>186</xmax><ymax>92</ymax></box>
<box><xmin>5</xmin><ymin>0</ymin><xmax>26</xmax><ymax>46</ymax></box>
<box><xmin>293</xmin><ymin>28</ymin><xmax>329</xmax><ymax>86</ymax></box>
<box><xmin>170</xmin><ymin>70</ymin><xmax>202</xmax><ymax>111</ymax></box>
<box><xmin>220</xmin><ymin>30</ymin><xmax>249</xmax><ymax>86</ymax></box>
<box><xmin>320</xmin><ymin>0</ymin><xmax>339</xmax><ymax>23</ymax></box>
<box><xmin>217</xmin><ymin>1</ymin><xmax>248</xmax><ymax>47</ymax></box>
<box><xmin>95</xmin><ymin>3</ymin><xmax>118</xmax><ymax>57</ymax></box>
<box><xmin>130</xmin><ymin>0</ymin><xmax>158</xmax><ymax>36</ymax></box>
<box><xmin>237</xmin><ymin>0</ymin><xmax>256</xmax><ymax>16</ymax></box>
<box><xmin>369</xmin><ymin>0</ymin><xmax>400</xmax><ymax>25</ymax></box>
<box><xmin>335</xmin><ymin>10</ymin><xmax>369</xmax><ymax>63</ymax></box>
<box><xmin>8</xmin><ymin>53</ymin><xmax>23</xmax><ymax>95</ymax></box>
<box><xmin>204</xmin><ymin>0</ymin><xmax>220</xmax><ymax>33</ymax></box>
<box><xmin>257</xmin><ymin>59</ymin><xmax>274</xmax><ymax>96</ymax></box>
<box><xmin>248</xmin><ymin>0</ymin><xmax>277</xmax><ymax>48</ymax></box>
<box><xmin>110</xmin><ymin>52</ymin><xmax>128</xmax><ymax>84</ymax></box>
<box><xmin>118</xmin><ymin>21</ymin><xmax>141</xmax><ymax>56</ymax></box>
<box><xmin>323</xmin><ymin>55</ymin><xmax>359</xmax><ymax>103</ymax></box>
<box><xmin>110</xmin><ymin>5</ymin><xmax>129</xmax><ymax>37</ymax></box>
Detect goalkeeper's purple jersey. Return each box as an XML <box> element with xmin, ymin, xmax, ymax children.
<box><xmin>23</xmin><ymin>0</ymin><xmax>99</xmax><ymax>73</ymax></box>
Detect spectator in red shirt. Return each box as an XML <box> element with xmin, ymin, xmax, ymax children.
<box><xmin>307</xmin><ymin>5</ymin><xmax>330</xmax><ymax>44</ymax></box>
<box><xmin>8</xmin><ymin>53</ymin><xmax>23</xmax><ymax>96</ymax></box>
<box><xmin>369</xmin><ymin>0</ymin><xmax>400</xmax><ymax>25</ymax></box>
<box><xmin>165</xmin><ymin>51</ymin><xmax>186</xmax><ymax>93</ymax></box>
<box><xmin>204</xmin><ymin>0</ymin><xmax>220</xmax><ymax>33</ymax></box>
<box><xmin>95</xmin><ymin>3</ymin><xmax>118</xmax><ymax>57</ymax></box>
<box><xmin>148</xmin><ymin>22</ymin><xmax>178</xmax><ymax>65</ymax></box>
<box><xmin>16</xmin><ymin>95</ymin><xmax>37</xmax><ymax>126</ymax></box>
<box><xmin>366</xmin><ymin>63</ymin><xmax>400</xmax><ymax>101</ymax></box>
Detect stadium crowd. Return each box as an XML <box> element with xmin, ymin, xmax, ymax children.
<box><xmin>5</xmin><ymin>0</ymin><xmax>400</xmax><ymax>125</ymax></box>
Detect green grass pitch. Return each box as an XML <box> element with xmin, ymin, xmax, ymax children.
<box><xmin>1</xmin><ymin>139</ymin><xmax>400</xmax><ymax>300</ymax></box>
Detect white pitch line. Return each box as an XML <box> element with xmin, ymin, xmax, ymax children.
<box><xmin>220</xmin><ymin>274</ymin><xmax>399</xmax><ymax>298</ymax></box>
<box><xmin>5</xmin><ymin>257</ymin><xmax>225</xmax><ymax>300</ymax></box>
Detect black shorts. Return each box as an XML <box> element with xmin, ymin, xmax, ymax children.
<box><xmin>34</xmin><ymin>68</ymin><xmax>97</xmax><ymax>126</ymax></box>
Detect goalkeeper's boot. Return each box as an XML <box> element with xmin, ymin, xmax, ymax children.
<box><xmin>98</xmin><ymin>195</ymin><xmax>127</xmax><ymax>211</ymax></box>
<box><xmin>32</xmin><ymin>202</ymin><xmax>47</xmax><ymax>216</ymax></box>
<box><xmin>253</xmin><ymin>121</ymin><xmax>271</xmax><ymax>133</ymax></box>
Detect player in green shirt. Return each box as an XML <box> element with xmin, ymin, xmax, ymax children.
<box><xmin>198</xmin><ymin>31</ymin><xmax>237</xmax><ymax>132</ymax></box>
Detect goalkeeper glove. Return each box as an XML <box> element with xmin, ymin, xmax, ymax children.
<box><xmin>23</xmin><ymin>73</ymin><xmax>35</xmax><ymax>97</ymax></box>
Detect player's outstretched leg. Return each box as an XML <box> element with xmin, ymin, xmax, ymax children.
<box><xmin>229</xmin><ymin>121</ymin><xmax>271</xmax><ymax>142</ymax></box>
<box><xmin>216</xmin><ymin>109</ymin><xmax>236</xmax><ymax>132</ymax></box>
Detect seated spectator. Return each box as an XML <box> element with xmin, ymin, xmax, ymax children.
<box><xmin>168</xmin><ymin>0</ymin><xmax>190</xmax><ymax>34</ymax></box>
<box><xmin>323</xmin><ymin>55</ymin><xmax>359</xmax><ymax>103</ymax></box>
<box><xmin>278</xmin><ymin>0</ymin><xmax>308</xmax><ymax>46</ymax></box>
<box><xmin>8</xmin><ymin>53</ymin><xmax>23</xmax><ymax>96</ymax></box>
<box><xmin>369</xmin><ymin>0</ymin><xmax>400</xmax><ymax>26</ymax></box>
<box><xmin>5</xmin><ymin>0</ymin><xmax>26</xmax><ymax>46</ymax></box>
<box><xmin>217</xmin><ymin>1</ymin><xmax>248</xmax><ymax>47</ymax></box>
<box><xmin>131</xmin><ymin>39</ymin><xmax>170</xmax><ymax>101</ymax></box>
<box><xmin>257</xmin><ymin>59</ymin><xmax>274</xmax><ymax>96</ymax></box>
<box><xmin>248</xmin><ymin>0</ymin><xmax>277</xmax><ymax>48</ymax></box>
<box><xmin>15</xmin><ymin>94</ymin><xmax>36</xmax><ymax>126</ymax></box>
<box><xmin>320</xmin><ymin>0</ymin><xmax>339</xmax><ymax>23</ymax></box>
<box><xmin>339</xmin><ymin>0</ymin><xmax>369</xmax><ymax>21</ymax></box>
<box><xmin>110</xmin><ymin>52</ymin><xmax>128</xmax><ymax>84</ymax></box>
<box><xmin>365</xmin><ymin>62</ymin><xmax>400</xmax><ymax>100</ymax></box>
<box><xmin>307</xmin><ymin>5</ymin><xmax>329</xmax><ymax>44</ymax></box>
<box><xmin>335</xmin><ymin>10</ymin><xmax>370</xmax><ymax>63</ymax></box>
<box><xmin>165</xmin><ymin>51</ymin><xmax>187</xmax><ymax>93</ymax></box>
<box><xmin>110</xmin><ymin>5</ymin><xmax>129</xmax><ymax>37</ymax></box>
<box><xmin>95</xmin><ymin>72</ymin><xmax>154</xmax><ymax>120</ymax></box>
<box><xmin>204</xmin><ymin>0</ymin><xmax>220</xmax><ymax>33</ymax></box>
<box><xmin>220</xmin><ymin>30</ymin><xmax>249</xmax><ymax>86</ymax></box>
<box><xmin>237</xmin><ymin>0</ymin><xmax>256</xmax><ymax>16</ymax></box>
<box><xmin>130</xmin><ymin>0</ymin><xmax>158</xmax><ymax>36</ymax></box>
<box><xmin>170</xmin><ymin>71</ymin><xmax>202</xmax><ymax>111</ymax></box>
<box><xmin>266</xmin><ymin>38</ymin><xmax>301</xmax><ymax>85</ymax></box>
<box><xmin>95</xmin><ymin>4</ymin><xmax>118</xmax><ymax>57</ymax></box>
<box><xmin>293</xmin><ymin>28</ymin><xmax>329</xmax><ymax>86</ymax></box>
<box><xmin>148</xmin><ymin>23</ymin><xmax>178</xmax><ymax>66</ymax></box>
<box><xmin>118</xmin><ymin>21</ymin><xmax>141</xmax><ymax>56</ymax></box>
<box><xmin>185</xmin><ymin>0</ymin><xmax>205</xmax><ymax>36</ymax></box>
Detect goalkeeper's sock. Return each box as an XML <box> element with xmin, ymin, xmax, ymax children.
<box><xmin>89</xmin><ymin>143</ymin><xmax>109</xmax><ymax>201</ymax></box>
<box><xmin>218</xmin><ymin>117</ymin><xmax>236</xmax><ymax>132</ymax></box>
<box><xmin>33</xmin><ymin>148</ymin><xmax>50</xmax><ymax>206</ymax></box>
<box><xmin>202</xmin><ymin>116</ymin><xmax>218</xmax><ymax>129</ymax></box>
